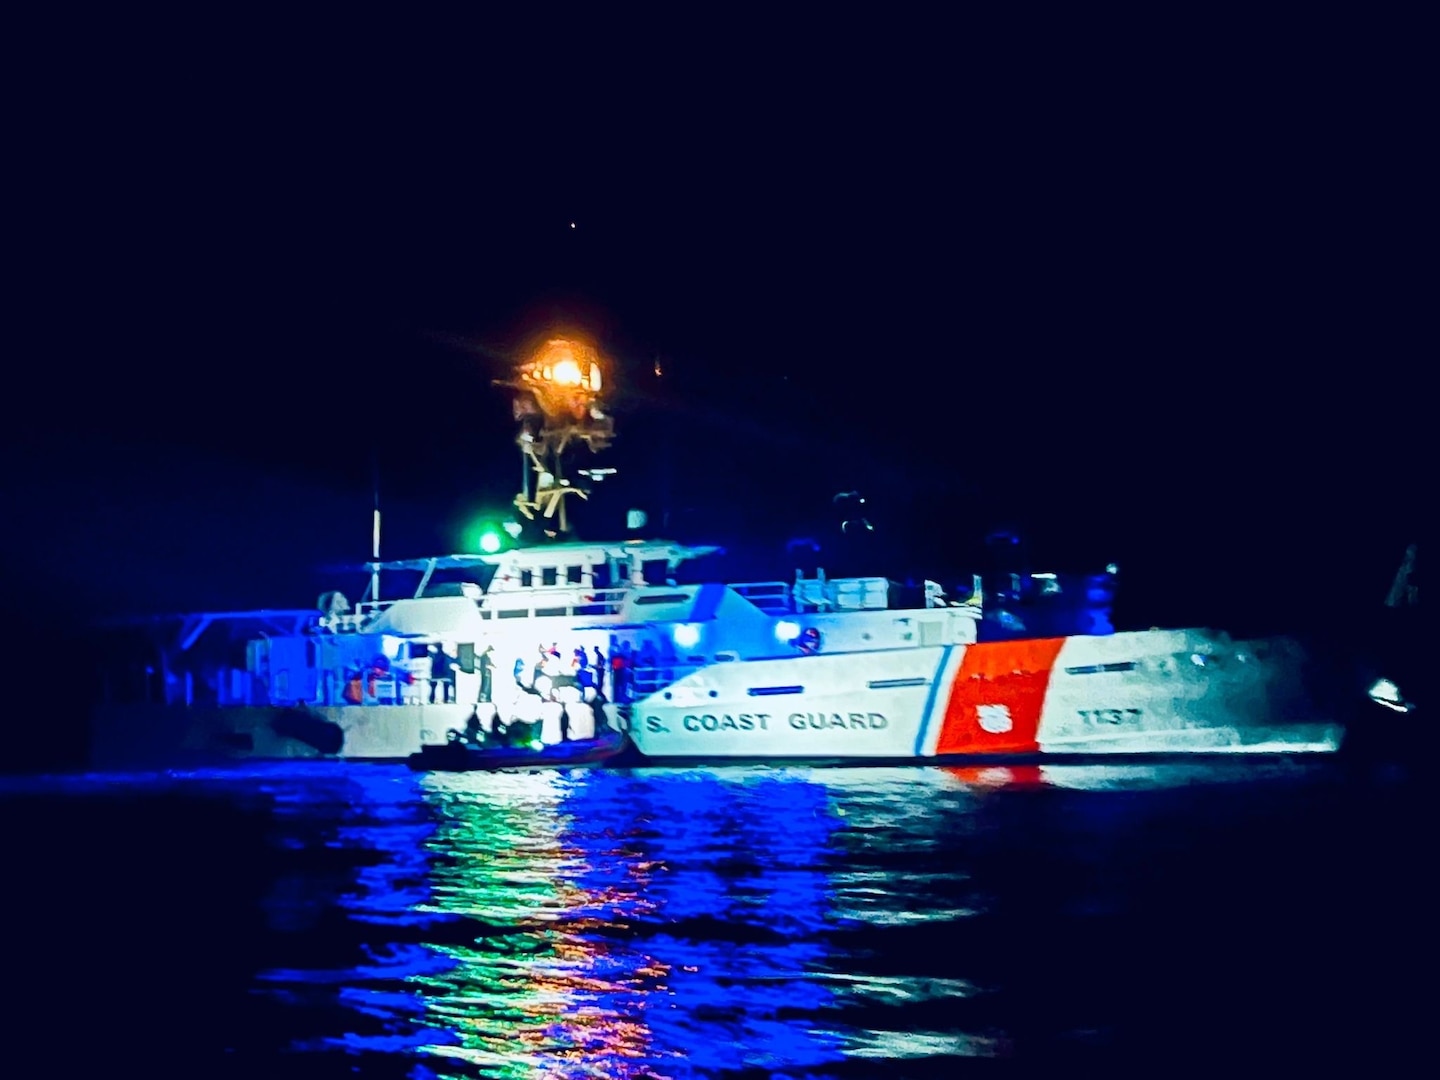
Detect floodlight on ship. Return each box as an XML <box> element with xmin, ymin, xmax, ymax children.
<box><xmin>498</xmin><ymin>336</ymin><xmax>617</xmax><ymax>535</ymax></box>
<box><xmin>512</xmin><ymin>338</ymin><xmax>606</xmax><ymax>421</ymax></box>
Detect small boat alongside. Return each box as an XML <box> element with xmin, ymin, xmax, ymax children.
<box><xmin>408</xmin><ymin>726</ymin><xmax>628</xmax><ymax>772</ymax></box>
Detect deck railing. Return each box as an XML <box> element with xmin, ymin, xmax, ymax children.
<box><xmin>348</xmin><ymin>587</ymin><xmax>630</xmax><ymax>627</ymax></box>
<box><xmin>729</xmin><ymin>581</ymin><xmax>792</xmax><ymax>613</ymax></box>
<box><xmin>483</xmin><ymin>587</ymin><xmax>629</xmax><ymax>620</ymax></box>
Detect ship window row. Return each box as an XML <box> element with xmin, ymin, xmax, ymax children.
<box><xmin>514</xmin><ymin>567</ymin><xmax>586</xmax><ymax>588</ymax></box>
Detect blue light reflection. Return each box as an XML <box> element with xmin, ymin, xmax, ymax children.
<box><xmin>406</xmin><ymin>767</ymin><xmax>848</xmax><ymax>1078</ymax></box>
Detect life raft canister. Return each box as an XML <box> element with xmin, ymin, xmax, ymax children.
<box><xmin>343</xmin><ymin>675</ymin><xmax>364</xmax><ymax>704</ymax></box>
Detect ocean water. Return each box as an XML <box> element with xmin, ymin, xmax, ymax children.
<box><xmin>2</xmin><ymin>758</ymin><xmax>1429</xmax><ymax>1076</ymax></box>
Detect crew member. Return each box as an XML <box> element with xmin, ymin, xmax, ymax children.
<box><xmin>429</xmin><ymin>644</ymin><xmax>456</xmax><ymax>704</ymax></box>
<box><xmin>477</xmin><ymin>644</ymin><xmax>494</xmax><ymax>704</ymax></box>
<box><xmin>592</xmin><ymin>646</ymin><xmax>607</xmax><ymax>698</ymax></box>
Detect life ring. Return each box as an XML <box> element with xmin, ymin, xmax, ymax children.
<box><xmin>797</xmin><ymin>627</ymin><xmax>823</xmax><ymax>655</ymax></box>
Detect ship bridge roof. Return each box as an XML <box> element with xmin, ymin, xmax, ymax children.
<box><xmin>364</xmin><ymin>540</ymin><xmax>723</xmax><ymax>574</ymax></box>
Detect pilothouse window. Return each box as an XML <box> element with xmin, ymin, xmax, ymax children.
<box><xmin>541</xmin><ymin>568</ymin><xmax>558</xmax><ymax>587</ymax></box>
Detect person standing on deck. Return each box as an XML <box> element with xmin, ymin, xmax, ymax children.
<box><xmin>612</xmin><ymin>642</ymin><xmax>632</xmax><ymax>702</ymax></box>
<box><xmin>429</xmin><ymin>643</ymin><xmax>456</xmax><ymax>704</ymax></box>
<box><xmin>592</xmin><ymin>646</ymin><xmax>607</xmax><ymax>699</ymax></box>
<box><xmin>477</xmin><ymin>645</ymin><xmax>494</xmax><ymax>704</ymax></box>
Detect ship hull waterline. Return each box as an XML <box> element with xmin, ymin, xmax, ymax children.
<box><xmin>89</xmin><ymin>631</ymin><xmax>1346</xmax><ymax>768</ymax></box>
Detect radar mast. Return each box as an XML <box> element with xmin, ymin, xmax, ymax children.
<box><xmin>496</xmin><ymin>337</ymin><xmax>615</xmax><ymax>536</ymax></box>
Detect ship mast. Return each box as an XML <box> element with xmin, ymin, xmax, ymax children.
<box><xmin>496</xmin><ymin>338</ymin><xmax>615</xmax><ymax>537</ymax></box>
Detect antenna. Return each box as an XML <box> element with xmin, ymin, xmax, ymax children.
<box><xmin>370</xmin><ymin>448</ymin><xmax>381</xmax><ymax>604</ymax></box>
<box><xmin>1385</xmin><ymin>543</ymin><xmax>1418</xmax><ymax>608</ymax></box>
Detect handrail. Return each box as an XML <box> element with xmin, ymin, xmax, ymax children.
<box><xmin>625</xmin><ymin>660</ymin><xmax>707</xmax><ymax>699</ymax></box>
<box><xmin>730</xmin><ymin>580</ymin><xmax>793</xmax><ymax>613</ymax></box>
<box><xmin>730</xmin><ymin>580</ymin><xmax>790</xmax><ymax>595</ymax></box>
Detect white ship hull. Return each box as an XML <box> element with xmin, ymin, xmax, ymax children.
<box><xmin>90</xmin><ymin>628</ymin><xmax>1344</xmax><ymax>766</ymax></box>
<box><xmin>620</xmin><ymin>629</ymin><xmax>1344</xmax><ymax>761</ymax></box>
<box><xmin>90</xmin><ymin>703</ymin><xmax>471</xmax><ymax>766</ymax></box>
<box><xmin>91</xmin><ymin>629</ymin><xmax>1344</xmax><ymax>766</ymax></box>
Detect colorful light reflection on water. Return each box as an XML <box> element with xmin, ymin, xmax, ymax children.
<box><xmin>4</xmin><ymin>758</ymin><xmax>1426</xmax><ymax>1075</ymax></box>
<box><xmin>406</xmin><ymin>768</ymin><xmax>851</xmax><ymax>1077</ymax></box>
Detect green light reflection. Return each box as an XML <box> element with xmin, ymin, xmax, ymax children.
<box><xmin>409</xmin><ymin>771</ymin><xmax>669</xmax><ymax>1078</ymax></box>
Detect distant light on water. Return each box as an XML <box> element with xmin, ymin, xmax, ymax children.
<box><xmin>1368</xmin><ymin>677</ymin><xmax>1410</xmax><ymax>712</ymax></box>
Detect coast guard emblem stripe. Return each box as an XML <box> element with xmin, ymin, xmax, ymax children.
<box><xmin>914</xmin><ymin>645</ymin><xmax>958</xmax><ymax>756</ymax></box>
<box><xmin>934</xmin><ymin>637</ymin><xmax>1067</xmax><ymax>755</ymax></box>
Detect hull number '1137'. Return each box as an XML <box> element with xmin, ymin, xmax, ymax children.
<box><xmin>1078</xmin><ymin>708</ymin><xmax>1143</xmax><ymax>725</ymax></box>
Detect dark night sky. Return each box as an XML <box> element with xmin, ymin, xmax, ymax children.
<box><xmin>4</xmin><ymin>14</ymin><xmax>1426</xmax><ymax>637</ymax></box>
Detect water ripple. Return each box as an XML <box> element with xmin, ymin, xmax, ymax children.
<box><xmin>3</xmin><ymin>758</ymin><xmax>1428</xmax><ymax>1075</ymax></box>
